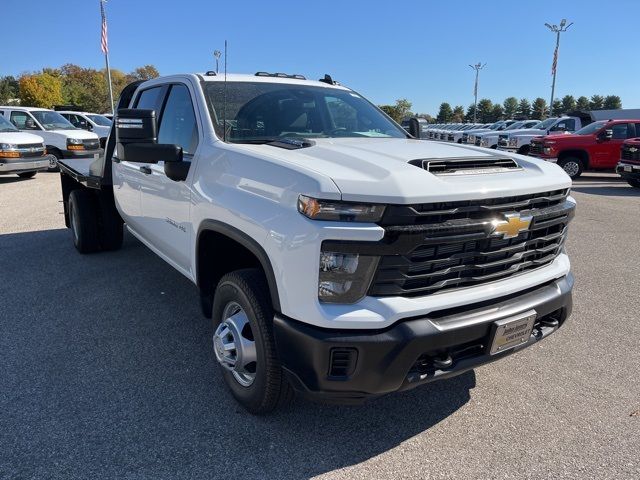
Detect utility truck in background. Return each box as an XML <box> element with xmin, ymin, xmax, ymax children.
<box><xmin>57</xmin><ymin>72</ymin><xmax>576</xmax><ymax>414</ymax></box>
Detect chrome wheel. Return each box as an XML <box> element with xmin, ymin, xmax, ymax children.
<box><xmin>562</xmin><ymin>161</ymin><xmax>580</xmax><ymax>178</ymax></box>
<box><xmin>213</xmin><ymin>302</ymin><xmax>257</xmax><ymax>387</ymax></box>
<box><xmin>49</xmin><ymin>155</ymin><xmax>57</xmax><ymax>169</ymax></box>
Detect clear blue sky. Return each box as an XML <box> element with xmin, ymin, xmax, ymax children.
<box><xmin>3</xmin><ymin>0</ymin><xmax>639</xmax><ymax>114</ymax></box>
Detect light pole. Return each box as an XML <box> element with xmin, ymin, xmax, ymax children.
<box><xmin>469</xmin><ymin>62</ymin><xmax>486</xmax><ymax>123</ymax></box>
<box><xmin>214</xmin><ymin>50</ymin><xmax>222</xmax><ymax>74</ymax></box>
<box><xmin>545</xmin><ymin>19</ymin><xmax>573</xmax><ymax>116</ymax></box>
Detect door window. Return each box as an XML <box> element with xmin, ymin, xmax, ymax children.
<box><xmin>554</xmin><ymin>119</ymin><xmax>576</xmax><ymax>131</ymax></box>
<box><xmin>634</xmin><ymin>124</ymin><xmax>640</xmax><ymax>138</ymax></box>
<box><xmin>10</xmin><ymin>111</ymin><xmax>39</xmax><ymax>130</ymax></box>
<box><xmin>611</xmin><ymin>123</ymin><xmax>629</xmax><ymax>139</ymax></box>
<box><xmin>157</xmin><ymin>84</ymin><xmax>199</xmax><ymax>155</ymax></box>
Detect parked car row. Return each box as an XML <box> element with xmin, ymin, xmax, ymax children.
<box><xmin>420</xmin><ymin>112</ymin><xmax>640</xmax><ymax>183</ymax></box>
<box><xmin>0</xmin><ymin>106</ymin><xmax>106</xmax><ymax>176</ymax></box>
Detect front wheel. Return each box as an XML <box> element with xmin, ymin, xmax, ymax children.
<box><xmin>558</xmin><ymin>157</ymin><xmax>584</xmax><ymax>179</ymax></box>
<box><xmin>47</xmin><ymin>149</ymin><xmax>61</xmax><ymax>172</ymax></box>
<box><xmin>212</xmin><ymin>269</ymin><xmax>293</xmax><ymax>414</ymax></box>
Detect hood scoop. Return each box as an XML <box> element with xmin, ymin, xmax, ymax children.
<box><xmin>410</xmin><ymin>156</ymin><xmax>521</xmax><ymax>176</ymax></box>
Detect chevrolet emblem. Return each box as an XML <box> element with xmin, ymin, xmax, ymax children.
<box><xmin>491</xmin><ymin>213</ymin><xmax>533</xmax><ymax>239</ymax></box>
<box><xmin>629</xmin><ymin>147</ymin><xmax>638</xmax><ymax>153</ymax></box>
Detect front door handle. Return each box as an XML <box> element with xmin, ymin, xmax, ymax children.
<box><xmin>140</xmin><ymin>166</ymin><xmax>152</xmax><ymax>174</ymax></box>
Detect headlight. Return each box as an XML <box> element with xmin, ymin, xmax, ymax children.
<box><xmin>0</xmin><ymin>143</ymin><xmax>16</xmax><ymax>150</ymax></box>
<box><xmin>509</xmin><ymin>138</ymin><xmax>517</xmax><ymax>146</ymax></box>
<box><xmin>66</xmin><ymin>138</ymin><xmax>85</xmax><ymax>150</ymax></box>
<box><xmin>480</xmin><ymin>139</ymin><xmax>488</xmax><ymax>146</ymax></box>
<box><xmin>318</xmin><ymin>251</ymin><xmax>379</xmax><ymax>303</ymax></box>
<box><xmin>298</xmin><ymin>195</ymin><xmax>385</xmax><ymax>222</ymax></box>
<box><xmin>0</xmin><ymin>143</ymin><xmax>19</xmax><ymax>158</ymax></box>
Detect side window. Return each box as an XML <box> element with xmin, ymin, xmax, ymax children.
<box><xmin>134</xmin><ymin>86</ymin><xmax>164</xmax><ymax>111</ymax></box>
<box><xmin>563</xmin><ymin>119</ymin><xmax>576</xmax><ymax>131</ymax></box>
<box><xmin>611</xmin><ymin>123</ymin><xmax>629</xmax><ymax>140</ymax></box>
<box><xmin>634</xmin><ymin>124</ymin><xmax>640</xmax><ymax>138</ymax></box>
<box><xmin>10</xmin><ymin>111</ymin><xmax>29</xmax><ymax>129</ymax></box>
<box><xmin>157</xmin><ymin>84</ymin><xmax>198</xmax><ymax>155</ymax></box>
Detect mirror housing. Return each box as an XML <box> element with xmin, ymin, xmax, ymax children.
<box><xmin>122</xmin><ymin>143</ymin><xmax>182</xmax><ymax>164</ymax></box>
<box><xmin>602</xmin><ymin>129</ymin><xmax>613</xmax><ymax>140</ymax></box>
<box><xmin>115</xmin><ymin>108</ymin><xmax>158</xmax><ymax>160</ymax></box>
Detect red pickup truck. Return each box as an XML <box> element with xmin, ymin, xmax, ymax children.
<box><xmin>617</xmin><ymin>138</ymin><xmax>640</xmax><ymax>188</ymax></box>
<box><xmin>529</xmin><ymin>119</ymin><xmax>640</xmax><ymax>179</ymax></box>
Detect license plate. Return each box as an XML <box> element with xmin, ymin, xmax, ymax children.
<box><xmin>489</xmin><ymin>311</ymin><xmax>536</xmax><ymax>355</ymax></box>
<box><xmin>624</xmin><ymin>165</ymin><xmax>633</xmax><ymax>172</ymax></box>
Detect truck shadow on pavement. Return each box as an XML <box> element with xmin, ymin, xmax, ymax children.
<box><xmin>0</xmin><ymin>228</ymin><xmax>475</xmax><ymax>479</ymax></box>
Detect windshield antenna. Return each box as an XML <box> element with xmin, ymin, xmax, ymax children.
<box><xmin>223</xmin><ymin>40</ymin><xmax>228</xmax><ymax>142</ymax></box>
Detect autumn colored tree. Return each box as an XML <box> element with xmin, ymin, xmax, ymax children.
<box><xmin>18</xmin><ymin>73</ymin><xmax>63</xmax><ymax>108</ymax></box>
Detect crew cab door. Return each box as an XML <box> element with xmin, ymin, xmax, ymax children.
<box><xmin>113</xmin><ymin>85</ymin><xmax>169</xmax><ymax>224</ymax></box>
<box><xmin>592</xmin><ymin>123</ymin><xmax>631</xmax><ymax>168</ymax></box>
<box><xmin>138</xmin><ymin>83</ymin><xmax>198</xmax><ymax>273</ymax></box>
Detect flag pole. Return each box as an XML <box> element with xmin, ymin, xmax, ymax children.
<box><xmin>100</xmin><ymin>0</ymin><xmax>114</xmax><ymax>115</ymax></box>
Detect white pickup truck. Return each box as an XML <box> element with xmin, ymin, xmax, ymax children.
<box><xmin>497</xmin><ymin>116</ymin><xmax>584</xmax><ymax>155</ymax></box>
<box><xmin>57</xmin><ymin>73</ymin><xmax>575</xmax><ymax>414</ymax></box>
<box><xmin>0</xmin><ymin>114</ymin><xmax>49</xmax><ymax>178</ymax></box>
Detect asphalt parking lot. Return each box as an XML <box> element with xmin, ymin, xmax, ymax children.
<box><xmin>1</xmin><ymin>171</ymin><xmax>638</xmax><ymax>480</ymax></box>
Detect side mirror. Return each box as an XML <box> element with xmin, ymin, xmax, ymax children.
<box><xmin>603</xmin><ymin>129</ymin><xmax>613</xmax><ymax>140</ymax></box>
<box><xmin>24</xmin><ymin>118</ymin><xmax>38</xmax><ymax>130</ymax></box>
<box><xmin>115</xmin><ymin>108</ymin><xmax>158</xmax><ymax>161</ymax></box>
<box><xmin>85</xmin><ymin>122</ymin><xmax>93</xmax><ymax>131</ymax></box>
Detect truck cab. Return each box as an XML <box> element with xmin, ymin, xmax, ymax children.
<box><xmin>529</xmin><ymin>119</ymin><xmax>640</xmax><ymax>178</ymax></box>
<box><xmin>0</xmin><ymin>113</ymin><xmax>48</xmax><ymax>178</ymax></box>
<box><xmin>0</xmin><ymin>106</ymin><xmax>102</xmax><ymax>169</ymax></box>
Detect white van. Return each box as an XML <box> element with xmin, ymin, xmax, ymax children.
<box><xmin>0</xmin><ymin>114</ymin><xmax>49</xmax><ymax>178</ymax></box>
<box><xmin>0</xmin><ymin>107</ymin><xmax>101</xmax><ymax>169</ymax></box>
<box><xmin>57</xmin><ymin>111</ymin><xmax>112</xmax><ymax>148</ymax></box>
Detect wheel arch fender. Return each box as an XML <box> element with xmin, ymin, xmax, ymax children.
<box><xmin>196</xmin><ymin>219</ymin><xmax>282</xmax><ymax>316</ymax></box>
<box><xmin>558</xmin><ymin>149</ymin><xmax>590</xmax><ymax>168</ymax></box>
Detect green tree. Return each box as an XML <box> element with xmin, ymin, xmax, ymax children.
<box><xmin>517</xmin><ymin>98</ymin><xmax>531</xmax><ymax>118</ymax></box>
<box><xmin>551</xmin><ymin>99</ymin><xmax>563</xmax><ymax>117</ymax></box>
<box><xmin>379</xmin><ymin>98</ymin><xmax>413</xmax><ymax>122</ymax></box>
<box><xmin>589</xmin><ymin>95</ymin><xmax>604</xmax><ymax>110</ymax></box>
<box><xmin>465</xmin><ymin>104</ymin><xmax>477</xmax><ymax>122</ymax></box>
<box><xmin>503</xmin><ymin>97</ymin><xmax>518</xmax><ymax>118</ymax></box>
<box><xmin>452</xmin><ymin>105</ymin><xmax>465</xmax><ymax>123</ymax></box>
<box><xmin>532</xmin><ymin>98</ymin><xmax>547</xmax><ymax>119</ymax></box>
<box><xmin>561</xmin><ymin>95</ymin><xmax>576</xmax><ymax>114</ymax></box>
<box><xmin>437</xmin><ymin>102</ymin><xmax>453</xmax><ymax>122</ymax></box>
<box><xmin>489</xmin><ymin>104</ymin><xmax>504</xmax><ymax>122</ymax></box>
<box><xmin>18</xmin><ymin>73</ymin><xmax>63</xmax><ymax>108</ymax></box>
<box><xmin>0</xmin><ymin>76</ymin><xmax>19</xmax><ymax>104</ymax></box>
<box><xmin>476</xmin><ymin>98</ymin><xmax>493</xmax><ymax>123</ymax></box>
<box><xmin>603</xmin><ymin>95</ymin><xmax>622</xmax><ymax>109</ymax></box>
<box><xmin>576</xmin><ymin>96</ymin><xmax>590</xmax><ymax>111</ymax></box>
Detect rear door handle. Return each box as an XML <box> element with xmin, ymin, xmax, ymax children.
<box><xmin>140</xmin><ymin>166</ymin><xmax>152</xmax><ymax>174</ymax></box>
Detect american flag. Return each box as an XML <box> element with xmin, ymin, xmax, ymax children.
<box><xmin>551</xmin><ymin>45</ymin><xmax>558</xmax><ymax>75</ymax></box>
<box><xmin>100</xmin><ymin>0</ymin><xmax>109</xmax><ymax>54</ymax></box>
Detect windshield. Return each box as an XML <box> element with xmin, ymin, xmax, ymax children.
<box><xmin>535</xmin><ymin>118</ymin><xmax>557</xmax><ymax>130</ymax></box>
<box><xmin>203</xmin><ymin>82</ymin><xmax>407</xmax><ymax>142</ymax></box>
<box><xmin>488</xmin><ymin>122</ymin><xmax>503</xmax><ymax>129</ymax></box>
<box><xmin>575</xmin><ymin>121</ymin><xmax>606</xmax><ymax>135</ymax></box>
<box><xmin>0</xmin><ymin>115</ymin><xmax>18</xmax><ymax>132</ymax></box>
<box><xmin>505</xmin><ymin>121</ymin><xmax>526</xmax><ymax>130</ymax></box>
<box><xmin>86</xmin><ymin>114</ymin><xmax>112</xmax><ymax>126</ymax></box>
<box><xmin>31</xmin><ymin>111</ymin><xmax>77</xmax><ymax>131</ymax></box>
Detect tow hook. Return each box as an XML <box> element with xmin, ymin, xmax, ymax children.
<box><xmin>432</xmin><ymin>354</ymin><xmax>453</xmax><ymax>369</ymax></box>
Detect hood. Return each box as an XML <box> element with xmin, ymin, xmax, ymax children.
<box><xmin>533</xmin><ymin>133</ymin><xmax>589</xmax><ymax>145</ymax></box>
<box><xmin>0</xmin><ymin>131</ymin><xmax>44</xmax><ymax>144</ymax></box>
<box><xmin>48</xmin><ymin>129</ymin><xmax>99</xmax><ymax>140</ymax></box>
<box><xmin>500</xmin><ymin>128</ymin><xmax>541</xmax><ymax>137</ymax></box>
<box><xmin>237</xmin><ymin>137</ymin><xmax>571</xmax><ymax>204</ymax></box>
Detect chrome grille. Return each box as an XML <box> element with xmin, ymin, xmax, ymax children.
<box><xmin>83</xmin><ymin>139</ymin><xmax>100</xmax><ymax>150</ymax></box>
<box><xmin>529</xmin><ymin>142</ymin><xmax>544</xmax><ymax>155</ymax></box>
<box><xmin>368</xmin><ymin>189</ymin><xmax>572</xmax><ymax>297</ymax></box>
<box><xmin>621</xmin><ymin>144</ymin><xmax>640</xmax><ymax>163</ymax></box>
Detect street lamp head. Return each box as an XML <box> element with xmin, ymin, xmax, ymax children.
<box><xmin>214</xmin><ymin>50</ymin><xmax>222</xmax><ymax>59</ymax></box>
<box><xmin>560</xmin><ymin>18</ymin><xmax>566</xmax><ymax>27</ymax></box>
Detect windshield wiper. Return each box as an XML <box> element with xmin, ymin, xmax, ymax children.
<box><xmin>235</xmin><ymin>137</ymin><xmax>315</xmax><ymax>149</ymax></box>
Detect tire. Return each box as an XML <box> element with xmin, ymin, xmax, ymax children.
<box><xmin>212</xmin><ymin>268</ymin><xmax>293</xmax><ymax>414</ymax></box>
<box><xmin>68</xmin><ymin>189</ymin><xmax>100</xmax><ymax>253</ymax></box>
<box><xmin>627</xmin><ymin>178</ymin><xmax>640</xmax><ymax>189</ymax></box>
<box><xmin>17</xmin><ymin>172</ymin><xmax>36</xmax><ymax>179</ymax></box>
<box><xmin>97</xmin><ymin>194</ymin><xmax>123</xmax><ymax>251</ymax></box>
<box><xmin>47</xmin><ymin>149</ymin><xmax>61</xmax><ymax>172</ymax></box>
<box><xmin>558</xmin><ymin>157</ymin><xmax>584</xmax><ymax>179</ymax></box>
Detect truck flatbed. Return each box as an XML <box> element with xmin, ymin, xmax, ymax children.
<box><xmin>58</xmin><ymin>155</ymin><xmax>108</xmax><ymax>189</ymax></box>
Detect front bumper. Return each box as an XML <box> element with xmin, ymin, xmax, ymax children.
<box><xmin>0</xmin><ymin>157</ymin><xmax>51</xmax><ymax>174</ymax></box>
<box><xmin>61</xmin><ymin>148</ymin><xmax>103</xmax><ymax>159</ymax></box>
<box><xmin>275</xmin><ymin>274</ymin><xmax>573</xmax><ymax>404</ymax></box>
<box><xmin>616</xmin><ymin>161</ymin><xmax>640</xmax><ymax>179</ymax></box>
